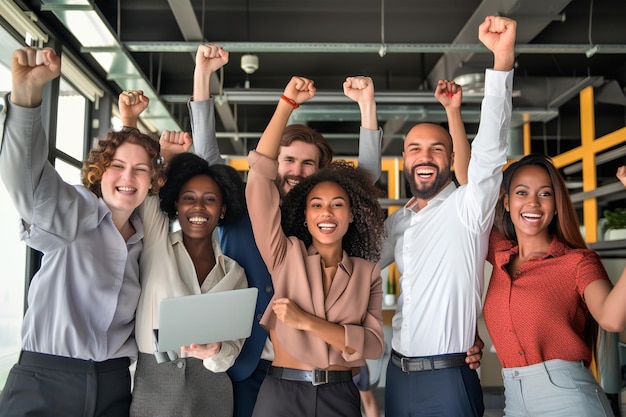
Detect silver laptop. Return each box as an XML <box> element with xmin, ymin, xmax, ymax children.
<box><xmin>156</xmin><ymin>287</ymin><xmax>258</xmax><ymax>352</ymax></box>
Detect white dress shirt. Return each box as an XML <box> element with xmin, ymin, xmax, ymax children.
<box><xmin>378</xmin><ymin>69</ymin><xmax>513</xmax><ymax>357</ymax></box>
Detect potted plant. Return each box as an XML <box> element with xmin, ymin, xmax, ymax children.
<box><xmin>603</xmin><ymin>207</ymin><xmax>626</xmax><ymax>240</ymax></box>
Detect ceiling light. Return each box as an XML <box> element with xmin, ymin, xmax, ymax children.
<box><xmin>241</xmin><ymin>54</ymin><xmax>259</xmax><ymax>74</ymax></box>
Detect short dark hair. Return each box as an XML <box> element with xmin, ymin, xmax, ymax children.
<box><xmin>159</xmin><ymin>153</ymin><xmax>245</xmax><ymax>225</ymax></box>
<box><xmin>280</xmin><ymin>160</ymin><xmax>386</xmax><ymax>262</ymax></box>
<box><xmin>280</xmin><ymin>124</ymin><xmax>334</xmax><ymax>168</ymax></box>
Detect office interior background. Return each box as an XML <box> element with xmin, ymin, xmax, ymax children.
<box><xmin>0</xmin><ymin>0</ymin><xmax>625</xmax><ymax>414</ymax></box>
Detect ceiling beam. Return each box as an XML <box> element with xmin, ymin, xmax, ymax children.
<box><xmin>165</xmin><ymin>0</ymin><xmax>241</xmax><ymax>153</ymax></box>
<box><xmin>166</xmin><ymin>0</ymin><xmax>202</xmax><ymax>41</ymax></box>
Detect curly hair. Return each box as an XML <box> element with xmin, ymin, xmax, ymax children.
<box><xmin>494</xmin><ymin>153</ymin><xmax>586</xmax><ymax>249</ymax></box>
<box><xmin>280</xmin><ymin>124</ymin><xmax>334</xmax><ymax>168</ymax></box>
<box><xmin>280</xmin><ymin>160</ymin><xmax>386</xmax><ymax>262</ymax></box>
<box><xmin>82</xmin><ymin>127</ymin><xmax>165</xmax><ymax>197</ymax></box>
<box><xmin>159</xmin><ymin>153</ymin><xmax>245</xmax><ymax>225</ymax></box>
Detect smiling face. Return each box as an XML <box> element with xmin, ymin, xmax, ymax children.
<box><xmin>304</xmin><ymin>181</ymin><xmax>352</xmax><ymax>251</ymax></box>
<box><xmin>504</xmin><ymin>164</ymin><xmax>555</xmax><ymax>240</ymax></box>
<box><xmin>100</xmin><ymin>142</ymin><xmax>153</xmax><ymax>219</ymax></box>
<box><xmin>175</xmin><ymin>174</ymin><xmax>225</xmax><ymax>242</ymax></box>
<box><xmin>276</xmin><ymin>141</ymin><xmax>321</xmax><ymax>197</ymax></box>
<box><xmin>402</xmin><ymin>123</ymin><xmax>453</xmax><ymax>200</ymax></box>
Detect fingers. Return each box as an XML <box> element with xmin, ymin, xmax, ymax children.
<box><xmin>196</xmin><ymin>43</ymin><xmax>229</xmax><ymax>70</ymax></box>
<box><xmin>198</xmin><ymin>43</ymin><xmax>227</xmax><ymax>60</ymax></box>
<box><xmin>14</xmin><ymin>47</ymin><xmax>58</xmax><ymax>68</ymax></box>
<box><xmin>344</xmin><ymin>76</ymin><xmax>372</xmax><ymax>90</ymax></box>
<box><xmin>290</xmin><ymin>76</ymin><xmax>315</xmax><ymax>93</ymax></box>
<box><xmin>436</xmin><ymin>80</ymin><xmax>461</xmax><ymax>97</ymax></box>
<box><xmin>119</xmin><ymin>90</ymin><xmax>146</xmax><ymax>106</ymax></box>
<box><xmin>283</xmin><ymin>76</ymin><xmax>316</xmax><ymax>104</ymax></box>
<box><xmin>617</xmin><ymin>166</ymin><xmax>626</xmax><ymax>186</ymax></box>
<box><xmin>160</xmin><ymin>130</ymin><xmax>190</xmax><ymax>145</ymax></box>
<box><xmin>11</xmin><ymin>47</ymin><xmax>61</xmax><ymax>106</ymax></box>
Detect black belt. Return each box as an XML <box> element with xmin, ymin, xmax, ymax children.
<box><xmin>391</xmin><ymin>350</ymin><xmax>467</xmax><ymax>372</ymax></box>
<box><xmin>19</xmin><ymin>350</ymin><xmax>130</xmax><ymax>373</ymax></box>
<box><xmin>268</xmin><ymin>366</ymin><xmax>353</xmax><ymax>386</ymax></box>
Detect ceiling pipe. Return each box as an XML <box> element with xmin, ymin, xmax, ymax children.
<box><xmin>123</xmin><ymin>42</ymin><xmax>626</xmax><ymax>55</ymax></box>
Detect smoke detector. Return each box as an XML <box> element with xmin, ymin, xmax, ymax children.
<box><xmin>241</xmin><ymin>54</ymin><xmax>259</xmax><ymax>74</ymax></box>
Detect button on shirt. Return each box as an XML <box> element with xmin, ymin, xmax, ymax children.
<box><xmin>0</xmin><ymin>101</ymin><xmax>141</xmax><ymax>362</ymax></box>
<box><xmin>484</xmin><ymin>231</ymin><xmax>610</xmax><ymax>368</ymax></box>
<box><xmin>378</xmin><ymin>69</ymin><xmax>513</xmax><ymax>357</ymax></box>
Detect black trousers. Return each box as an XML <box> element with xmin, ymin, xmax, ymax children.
<box><xmin>251</xmin><ymin>371</ymin><xmax>361</xmax><ymax>417</ymax></box>
<box><xmin>0</xmin><ymin>351</ymin><xmax>131</xmax><ymax>417</ymax></box>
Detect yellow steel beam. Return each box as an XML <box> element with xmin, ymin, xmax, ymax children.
<box><xmin>579</xmin><ymin>86</ymin><xmax>598</xmax><ymax>243</ymax></box>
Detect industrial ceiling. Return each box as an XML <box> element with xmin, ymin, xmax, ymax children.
<box><xmin>5</xmin><ymin>0</ymin><xmax>626</xmax><ymax>180</ymax></box>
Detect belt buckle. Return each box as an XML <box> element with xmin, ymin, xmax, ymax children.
<box><xmin>312</xmin><ymin>368</ymin><xmax>328</xmax><ymax>386</ymax></box>
<box><xmin>401</xmin><ymin>357</ymin><xmax>424</xmax><ymax>372</ymax></box>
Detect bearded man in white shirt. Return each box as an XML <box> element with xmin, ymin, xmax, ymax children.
<box><xmin>378</xmin><ymin>15</ymin><xmax>517</xmax><ymax>417</ymax></box>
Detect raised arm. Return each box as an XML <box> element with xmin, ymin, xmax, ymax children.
<box><xmin>189</xmin><ymin>43</ymin><xmax>229</xmax><ymax>166</ymax></box>
<box><xmin>584</xmin><ymin>165</ymin><xmax>626</xmax><ymax>332</ymax></box>
<box><xmin>0</xmin><ymin>48</ymin><xmax>70</xmax><ymax>226</ymax></box>
<box><xmin>435</xmin><ymin>79</ymin><xmax>470</xmax><ymax>185</ymax></box>
<box><xmin>461</xmin><ymin>16</ymin><xmax>516</xmax><ymax>232</ymax></box>
<box><xmin>10</xmin><ymin>48</ymin><xmax>60</xmax><ymax>108</ymax></box>
<box><xmin>255</xmin><ymin>76</ymin><xmax>316</xmax><ymax>159</ymax></box>
<box><xmin>344</xmin><ymin>76</ymin><xmax>382</xmax><ymax>182</ymax></box>
<box><xmin>479</xmin><ymin>16</ymin><xmax>516</xmax><ymax>72</ymax></box>
<box><xmin>119</xmin><ymin>90</ymin><xmax>149</xmax><ymax>128</ymax></box>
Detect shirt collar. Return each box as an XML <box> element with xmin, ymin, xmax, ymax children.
<box><xmin>306</xmin><ymin>245</ymin><xmax>354</xmax><ymax>277</ymax></box>
<box><xmin>498</xmin><ymin>234</ymin><xmax>568</xmax><ymax>260</ymax></box>
<box><xmin>170</xmin><ymin>229</ymin><xmax>227</xmax><ymax>273</ymax></box>
<box><xmin>404</xmin><ymin>181</ymin><xmax>457</xmax><ymax>214</ymax></box>
<box><xmin>97</xmin><ymin>196</ymin><xmax>144</xmax><ymax>244</ymax></box>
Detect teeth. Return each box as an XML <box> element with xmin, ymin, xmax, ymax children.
<box><xmin>287</xmin><ymin>179</ymin><xmax>300</xmax><ymax>186</ymax></box>
<box><xmin>522</xmin><ymin>213</ymin><xmax>541</xmax><ymax>219</ymax></box>
<box><xmin>318</xmin><ymin>223</ymin><xmax>336</xmax><ymax>230</ymax></box>
<box><xmin>188</xmin><ymin>217</ymin><xmax>208</xmax><ymax>224</ymax></box>
<box><xmin>416</xmin><ymin>169</ymin><xmax>434</xmax><ymax>175</ymax></box>
<box><xmin>117</xmin><ymin>186</ymin><xmax>136</xmax><ymax>192</ymax></box>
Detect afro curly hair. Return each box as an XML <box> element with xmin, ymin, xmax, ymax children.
<box><xmin>159</xmin><ymin>153</ymin><xmax>245</xmax><ymax>225</ymax></box>
<box><xmin>280</xmin><ymin>160</ymin><xmax>386</xmax><ymax>262</ymax></box>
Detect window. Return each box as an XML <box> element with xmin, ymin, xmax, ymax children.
<box><xmin>55</xmin><ymin>158</ymin><xmax>82</xmax><ymax>185</ymax></box>
<box><xmin>56</xmin><ymin>78</ymin><xmax>87</xmax><ymax>161</ymax></box>
<box><xmin>0</xmin><ymin>61</ymin><xmax>26</xmax><ymax>389</ymax></box>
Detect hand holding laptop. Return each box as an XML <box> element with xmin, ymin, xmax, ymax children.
<box><xmin>156</xmin><ymin>287</ymin><xmax>258</xmax><ymax>353</ymax></box>
<box><xmin>181</xmin><ymin>342</ymin><xmax>222</xmax><ymax>359</ymax></box>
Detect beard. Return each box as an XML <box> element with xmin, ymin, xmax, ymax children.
<box><xmin>404</xmin><ymin>162</ymin><xmax>451</xmax><ymax>200</ymax></box>
<box><xmin>275</xmin><ymin>175</ymin><xmax>303</xmax><ymax>199</ymax></box>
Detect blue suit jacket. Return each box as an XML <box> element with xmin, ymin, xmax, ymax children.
<box><xmin>220</xmin><ymin>212</ymin><xmax>273</xmax><ymax>382</ymax></box>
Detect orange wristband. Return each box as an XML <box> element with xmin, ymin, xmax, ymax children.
<box><xmin>280</xmin><ymin>95</ymin><xmax>299</xmax><ymax>109</ymax></box>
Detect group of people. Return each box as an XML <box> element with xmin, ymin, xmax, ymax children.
<box><xmin>0</xmin><ymin>14</ymin><xmax>625</xmax><ymax>417</ymax></box>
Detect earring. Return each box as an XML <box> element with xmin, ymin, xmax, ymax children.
<box><xmin>220</xmin><ymin>214</ymin><xmax>224</xmax><ymax>219</ymax></box>
<box><xmin>304</xmin><ymin>221</ymin><xmax>308</xmax><ymax>227</ymax></box>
